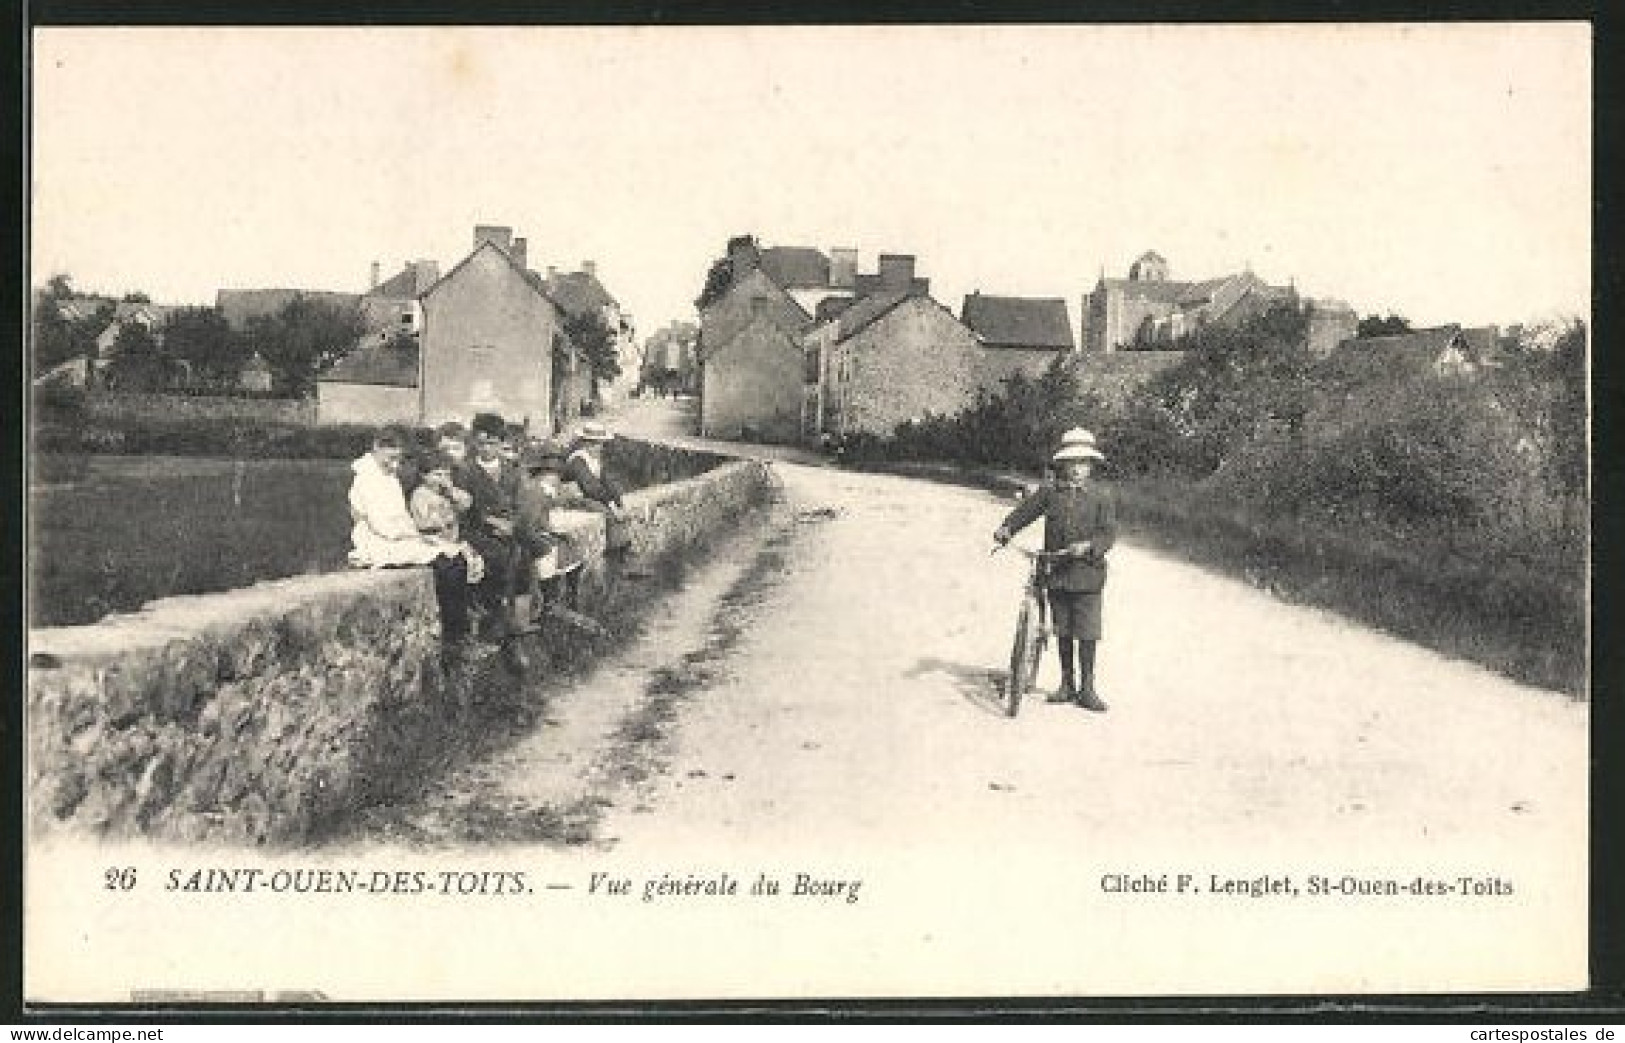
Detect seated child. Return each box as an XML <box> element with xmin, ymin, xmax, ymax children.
<box><xmin>410</xmin><ymin>451</ymin><xmax>485</xmax><ymax>586</ymax></box>
<box><xmin>516</xmin><ymin>437</ymin><xmax>584</xmax><ymax>612</ymax></box>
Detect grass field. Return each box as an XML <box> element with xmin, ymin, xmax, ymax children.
<box><xmin>29</xmin><ymin>455</ymin><xmax>355</xmax><ymax>627</ymax></box>
<box><xmin>27</xmin><ymin>441</ymin><xmax>731</xmax><ymax>629</ymax></box>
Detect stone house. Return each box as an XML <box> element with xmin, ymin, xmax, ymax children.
<box><xmin>418</xmin><ymin>226</ymin><xmax>572</xmax><ymax>430</ymax></box>
<box><xmin>1081</xmin><ymin>251</ymin><xmax>1297</xmax><ymax>352</ymax></box>
<box><xmin>812</xmin><ymin>291</ymin><xmax>983</xmax><ymax>439</ymax></box>
<box><xmin>697</xmin><ymin>265</ymin><xmax>812</xmax><ymax>441</ymax></box>
<box><xmin>318</xmin><ymin>224</ymin><xmax>576</xmax><ymax>430</ymax></box>
<box><xmin>961</xmin><ymin>292</ymin><xmax>1076</xmax><ymax>389</ymax></box>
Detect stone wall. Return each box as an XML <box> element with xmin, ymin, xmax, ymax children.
<box><xmin>28</xmin><ymin>457</ymin><xmax>777</xmax><ymax>845</ymax></box>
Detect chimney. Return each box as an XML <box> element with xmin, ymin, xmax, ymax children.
<box><xmin>473</xmin><ymin>224</ymin><xmax>513</xmax><ymax>252</ymax></box>
<box><xmin>878</xmin><ymin>253</ymin><xmax>916</xmax><ymax>292</ymax></box>
<box><xmin>726</xmin><ymin>235</ymin><xmax>760</xmax><ymax>272</ymax></box>
<box><xmin>582</xmin><ymin>260</ymin><xmax>597</xmax><ymax>279</ymax></box>
<box><xmin>830</xmin><ymin>248</ymin><xmax>858</xmax><ymax>290</ymax></box>
<box><xmin>411</xmin><ymin>259</ymin><xmax>440</xmax><ymax>295</ymax></box>
<box><xmin>546</xmin><ymin>265</ymin><xmax>558</xmax><ymax>280</ymax></box>
<box><xmin>370</xmin><ymin>261</ymin><xmax>381</xmax><ymax>289</ymax></box>
<box><xmin>511</xmin><ymin>237</ymin><xmax>528</xmax><ymax>271</ymax></box>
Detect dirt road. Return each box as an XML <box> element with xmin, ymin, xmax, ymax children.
<box><xmin>346</xmin><ymin>397</ymin><xmax>1586</xmax><ymax>997</ymax></box>
<box><xmin>35</xmin><ymin>399</ymin><xmax>1588</xmax><ymax>1002</ymax></box>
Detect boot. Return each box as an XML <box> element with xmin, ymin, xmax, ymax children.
<box><xmin>1048</xmin><ymin>638</ymin><xmax>1077</xmax><ymax>703</ymax></box>
<box><xmin>1075</xmin><ymin>640</ymin><xmax>1108</xmax><ymax>712</ymax></box>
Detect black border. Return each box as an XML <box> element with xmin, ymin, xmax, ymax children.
<box><xmin>9</xmin><ymin>0</ymin><xmax>1617</xmax><ymax>1025</ymax></box>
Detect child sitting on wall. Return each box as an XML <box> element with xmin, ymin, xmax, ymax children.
<box><xmin>515</xmin><ymin>437</ymin><xmax>585</xmax><ymax>616</ymax></box>
<box><xmin>409</xmin><ymin>451</ymin><xmax>485</xmax><ymax>586</ymax></box>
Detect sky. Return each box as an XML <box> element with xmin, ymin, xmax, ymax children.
<box><xmin>31</xmin><ymin>23</ymin><xmax>1590</xmax><ymax>335</ymax></box>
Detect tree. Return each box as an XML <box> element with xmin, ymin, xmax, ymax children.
<box><xmin>564</xmin><ymin>310</ymin><xmax>622</xmax><ymax>386</ymax></box>
<box><xmin>120</xmin><ymin>291</ymin><xmax>152</xmax><ymax>304</ymax></box>
<box><xmin>162</xmin><ymin>306</ymin><xmax>244</xmax><ymax>388</ymax></box>
<box><xmin>31</xmin><ymin>274</ymin><xmax>110</xmax><ymax>379</ymax></box>
<box><xmin>1357</xmin><ymin>313</ymin><xmax>1413</xmax><ymax>337</ymax></box>
<box><xmin>102</xmin><ymin>323</ymin><xmax>180</xmax><ymax>392</ymax></box>
<box><xmin>241</xmin><ymin>296</ymin><xmax>368</xmax><ymax>397</ymax></box>
<box><xmin>1129</xmin><ymin>301</ymin><xmax>1316</xmax><ymax>474</ymax></box>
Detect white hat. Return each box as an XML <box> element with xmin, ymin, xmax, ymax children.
<box><xmin>1053</xmin><ymin>428</ymin><xmax>1104</xmax><ymax>462</ymax></box>
<box><xmin>574</xmin><ymin>421</ymin><xmax>615</xmax><ymax>443</ymax></box>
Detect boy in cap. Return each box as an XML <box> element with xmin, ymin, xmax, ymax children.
<box><xmin>993</xmin><ymin>428</ymin><xmax>1117</xmax><ymax>711</ymax></box>
<box><xmin>515</xmin><ymin>437</ymin><xmax>584</xmax><ymax>613</ymax></box>
<box><xmin>459</xmin><ymin>412</ymin><xmax>533</xmax><ymax>652</ymax></box>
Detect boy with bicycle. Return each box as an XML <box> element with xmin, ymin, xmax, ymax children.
<box><xmin>993</xmin><ymin>428</ymin><xmax>1117</xmax><ymax>711</ymax></box>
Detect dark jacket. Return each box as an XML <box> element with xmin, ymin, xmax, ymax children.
<box><xmin>999</xmin><ymin>480</ymin><xmax>1118</xmax><ymax>592</ymax></box>
<box><xmin>562</xmin><ymin>450</ymin><xmax>624</xmax><ymax>510</ymax></box>
<box><xmin>455</xmin><ymin>457</ymin><xmax>521</xmax><ymax>542</ymax></box>
<box><xmin>563</xmin><ymin>450</ymin><xmax>631</xmax><ymax>551</ymax></box>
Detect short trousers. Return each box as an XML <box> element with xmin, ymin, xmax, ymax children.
<box><xmin>1046</xmin><ymin>589</ymin><xmax>1103</xmax><ymax>640</ymax></box>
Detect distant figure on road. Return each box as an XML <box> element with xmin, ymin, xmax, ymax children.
<box><xmin>994</xmin><ymin>428</ymin><xmax>1117</xmax><ymax>711</ymax></box>
<box><xmin>347</xmin><ymin>427</ymin><xmax>470</xmax><ymax>645</ymax></box>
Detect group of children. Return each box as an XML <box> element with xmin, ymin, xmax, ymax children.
<box><xmin>347</xmin><ymin>411</ymin><xmax>629</xmax><ymax>670</ymax></box>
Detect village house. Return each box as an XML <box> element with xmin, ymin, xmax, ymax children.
<box><xmin>961</xmin><ymin>292</ymin><xmax>1076</xmax><ymax>388</ymax></box>
<box><xmin>809</xmin><ymin>283</ymin><xmax>984</xmax><ymax>440</ymax></box>
<box><xmin>317</xmin><ymin>224</ymin><xmax>578</xmax><ymax>430</ymax></box>
<box><xmin>1328</xmin><ymin>324</ymin><xmax>1503</xmax><ymax>380</ymax></box>
<box><xmin>359</xmin><ymin>259</ymin><xmax>441</xmax><ymax>342</ymax></box>
<box><xmin>697</xmin><ymin>244</ymin><xmax>814</xmax><ymax>441</ymax></box>
<box><xmin>698</xmin><ymin>235</ymin><xmax>945</xmax><ymax>443</ymax></box>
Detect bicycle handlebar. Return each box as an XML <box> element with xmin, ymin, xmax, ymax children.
<box><xmin>991</xmin><ymin>544</ymin><xmax>1086</xmax><ymax>560</ymax></box>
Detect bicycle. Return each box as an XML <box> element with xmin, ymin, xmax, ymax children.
<box><xmin>992</xmin><ymin>545</ymin><xmax>1076</xmax><ymax>717</ymax></box>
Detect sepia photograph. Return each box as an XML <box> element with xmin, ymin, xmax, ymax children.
<box><xmin>23</xmin><ymin>21</ymin><xmax>1591</xmax><ymax>1006</ymax></box>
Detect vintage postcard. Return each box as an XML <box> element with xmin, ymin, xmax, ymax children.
<box><xmin>24</xmin><ymin>22</ymin><xmax>1591</xmax><ymax>1005</ymax></box>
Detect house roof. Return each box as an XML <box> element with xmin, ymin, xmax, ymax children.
<box><xmin>1330</xmin><ymin>325</ymin><xmax>1473</xmax><ymax>377</ymax></box>
<box><xmin>758</xmin><ymin>246</ymin><xmax>831</xmax><ymax>290</ymax></box>
<box><xmin>217</xmin><ymin>288</ymin><xmax>361</xmax><ymax>331</ymax></box>
<box><xmin>421</xmin><ymin>239</ymin><xmax>564</xmax><ymax>324</ymax></box>
<box><xmin>961</xmin><ymin>294</ymin><xmax>1075</xmax><ymax>350</ymax></box>
<box><xmin>814</xmin><ymin>296</ymin><xmax>856</xmax><ymax>323</ymax></box>
<box><xmin>703</xmin><ymin>269</ymin><xmax>812</xmax><ymax>353</ymax></box>
<box><xmin>853</xmin><ymin>272</ymin><xmax>931</xmax><ymax>298</ymax></box>
<box><xmin>544</xmin><ymin>270</ymin><xmax>619</xmax><ymax>321</ymax></box>
<box><xmin>55</xmin><ymin>295</ymin><xmax>117</xmax><ymax>321</ymax></box>
<box><xmin>1460</xmin><ymin>326</ymin><xmax>1502</xmax><ymax>361</ymax></box>
<box><xmin>318</xmin><ymin>338</ymin><xmax>420</xmax><ymax>387</ymax></box>
<box><xmin>110</xmin><ymin>301</ymin><xmax>179</xmax><ymax>323</ymax></box>
<box><xmin>836</xmin><ymin>290</ymin><xmax>913</xmax><ymax>342</ymax></box>
<box><xmin>367</xmin><ymin>266</ymin><xmax>422</xmax><ymax>300</ymax></box>
<box><xmin>700</xmin><ymin>309</ymin><xmax>803</xmax><ymax>362</ymax></box>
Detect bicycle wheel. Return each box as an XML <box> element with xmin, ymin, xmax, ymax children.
<box><xmin>1005</xmin><ymin>595</ymin><xmax>1038</xmax><ymax>717</ymax></box>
